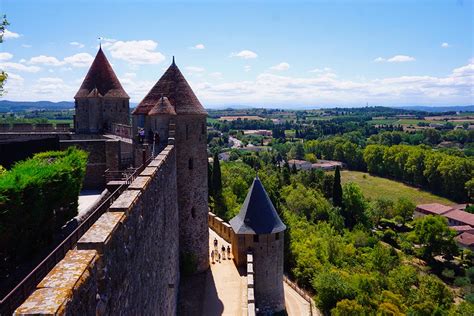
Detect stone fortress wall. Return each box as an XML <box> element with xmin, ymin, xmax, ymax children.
<box><xmin>15</xmin><ymin>145</ymin><xmax>180</xmax><ymax>315</ymax></box>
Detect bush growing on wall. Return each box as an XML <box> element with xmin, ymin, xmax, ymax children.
<box><xmin>0</xmin><ymin>147</ymin><xmax>88</xmax><ymax>263</ymax></box>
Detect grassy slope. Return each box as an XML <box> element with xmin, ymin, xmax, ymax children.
<box><xmin>340</xmin><ymin>170</ymin><xmax>455</xmax><ymax>205</ymax></box>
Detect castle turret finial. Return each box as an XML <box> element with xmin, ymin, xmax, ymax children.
<box><xmin>172</xmin><ymin>56</ymin><xmax>175</xmax><ymax>66</ymax></box>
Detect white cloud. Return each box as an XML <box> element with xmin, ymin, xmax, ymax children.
<box><xmin>441</xmin><ymin>42</ymin><xmax>450</xmax><ymax>48</ymax></box>
<box><xmin>29</xmin><ymin>55</ymin><xmax>64</xmax><ymax>66</ymax></box>
<box><xmin>32</xmin><ymin>77</ymin><xmax>75</xmax><ymax>97</ymax></box>
<box><xmin>38</xmin><ymin>77</ymin><xmax>64</xmax><ymax>84</ymax></box>
<box><xmin>185</xmin><ymin>66</ymin><xmax>205</xmax><ymax>73</ymax></box>
<box><xmin>388</xmin><ymin>55</ymin><xmax>415</xmax><ymax>62</ymax></box>
<box><xmin>374</xmin><ymin>55</ymin><xmax>415</xmax><ymax>63</ymax></box>
<box><xmin>230</xmin><ymin>50</ymin><xmax>258</xmax><ymax>59</ymax></box>
<box><xmin>193</xmin><ymin>59</ymin><xmax>473</xmax><ymax>106</ymax></box>
<box><xmin>191</xmin><ymin>43</ymin><xmax>205</xmax><ymax>50</ymax></box>
<box><xmin>270</xmin><ymin>62</ymin><xmax>290</xmax><ymax>71</ymax></box>
<box><xmin>0</xmin><ymin>52</ymin><xmax>13</xmax><ymax>61</ymax></box>
<box><xmin>209</xmin><ymin>72</ymin><xmax>223</xmax><ymax>79</ymax></box>
<box><xmin>0</xmin><ymin>62</ymin><xmax>40</xmax><ymax>73</ymax></box>
<box><xmin>309</xmin><ymin>67</ymin><xmax>332</xmax><ymax>73</ymax></box>
<box><xmin>3</xmin><ymin>29</ymin><xmax>21</xmax><ymax>39</ymax></box>
<box><xmin>103</xmin><ymin>40</ymin><xmax>165</xmax><ymax>64</ymax></box>
<box><xmin>63</xmin><ymin>53</ymin><xmax>94</xmax><ymax>67</ymax></box>
<box><xmin>70</xmin><ymin>41</ymin><xmax>85</xmax><ymax>49</ymax></box>
<box><xmin>244</xmin><ymin>65</ymin><xmax>252</xmax><ymax>72</ymax></box>
<box><xmin>27</xmin><ymin>53</ymin><xmax>94</xmax><ymax>67</ymax></box>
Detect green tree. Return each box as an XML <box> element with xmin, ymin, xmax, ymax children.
<box><xmin>394</xmin><ymin>197</ymin><xmax>415</xmax><ymax>224</ymax></box>
<box><xmin>342</xmin><ymin>182</ymin><xmax>368</xmax><ymax>229</ymax></box>
<box><xmin>212</xmin><ymin>152</ymin><xmax>222</xmax><ymax>195</ymax></box>
<box><xmin>212</xmin><ymin>153</ymin><xmax>226</xmax><ymax>217</ymax></box>
<box><xmin>312</xmin><ymin>269</ymin><xmax>355</xmax><ymax>313</ymax></box>
<box><xmin>331</xmin><ymin>299</ymin><xmax>365</xmax><ymax>316</ymax></box>
<box><xmin>414</xmin><ymin>215</ymin><xmax>458</xmax><ymax>260</ymax></box>
<box><xmin>333</xmin><ymin>166</ymin><xmax>343</xmax><ymax>208</ymax></box>
<box><xmin>0</xmin><ymin>15</ymin><xmax>9</xmax><ymax>95</ymax></box>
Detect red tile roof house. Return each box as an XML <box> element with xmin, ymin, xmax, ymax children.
<box><xmin>450</xmin><ymin>225</ymin><xmax>474</xmax><ymax>235</ymax></box>
<box><xmin>444</xmin><ymin>210</ymin><xmax>474</xmax><ymax>227</ymax></box>
<box><xmin>311</xmin><ymin>160</ymin><xmax>344</xmax><ymax>171</ymax></box>
<box><xmin>456</xmin><ymin>232</ymin><xmax>474</xmax><ymax>251</ymax></box>
<box><xmin>414</xmin><ymin>203</ymin><xmax>456</xmax><ymax>219</ymax></box>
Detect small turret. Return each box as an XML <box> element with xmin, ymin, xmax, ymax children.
<box><xmin>230</xmin><ymin>176</ymin><xmax>286</xmax><ymax>313</ymax></box>
<box><xmin>74</xmin><ymin>47</ymin><xmax>130</xmax><ymax>134</ymax></box>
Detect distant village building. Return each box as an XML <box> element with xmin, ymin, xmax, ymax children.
<box><xmin>288</xmin><ymin>159</ymin><xmax>344</xmax><ymax>171</ymax></box>
<box><xmin>288</xmin><ymin>159</ymin><xmax>312</xmax><ymax>170</ymax></box>
<box><xmin>230</xmin><ymin>176</ymin><xmax>286</xmax><ymax>314</ymax></box>
<box><xmin>243</xmin><ymin>129</ymin><xmax>273</xmax><ymax>137</ymax></box>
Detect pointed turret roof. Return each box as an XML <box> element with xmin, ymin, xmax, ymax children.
<box><xmin>230</xmin><ymin>176</ymin><xmax>286</xmax><ymax>235</ymax></box>
<box><xmin>74</xmin><ymin>47</ymin><xmax>129</xmax><ymax>99</ymax></box>
<box><xmin>132</xmin><ymin>58</ymin><xmax>206</xmax><ymax>115</ymax></box>
<box><xmin>148</xmin><ymin>96</ymin><xmax>176</xmax><ymax>116</ymax></box>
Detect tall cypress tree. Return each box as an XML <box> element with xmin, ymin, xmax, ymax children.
<box><xmin>212</xmin><ymin>152</ymin><xmax>222</xmax><ymax>195</ymax></box>
<box><xmin>208</xmin><ymin>161</ymin><xmax>213</xmax><ymax>197</ymax></box>
<box><xmin>212</xmin><ymin>152</ymin><xmax>226</xmax><ymax>217</ymax></box>
<box><xmin>333</xmin><ymin>166</ymin><xmax>343</xmax><ymax>208</ymax></box>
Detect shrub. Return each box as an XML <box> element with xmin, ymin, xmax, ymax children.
<box><xmin>0</xmin><ymin>147</ymin><xmax>87</xmax><ymax>263</ymax></box>
<box><xmin>454</xmin><ymin>277</ymin><xmax>470</xmax><ymax>287</ymax></box>
<box><xmin>441</xmin><ymin>268</ymin><xmax>455</xmax><ymax>280</ymax></box>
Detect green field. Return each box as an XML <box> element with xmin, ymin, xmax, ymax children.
<box><xmin>340</xmin><ymin>170</ymin><xmax>455</xmax><ymax>205</ymax></box>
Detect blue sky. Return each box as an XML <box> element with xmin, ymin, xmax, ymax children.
<box><xmin>1</xmin><ymin>0</ymin><xmax>473</xmax><ymax>107</ymax></box>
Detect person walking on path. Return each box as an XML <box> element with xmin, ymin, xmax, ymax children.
<box><xmin>221</xmin><ymin>245</ymin><xmax>226</xmax><ymax>260</ymax></box>
<box><xmin>227</xmin><ymin>245</ymin><xmax>231</xmax><ymax>259</ymax></box>
<box><xmin>213</xmin><ymin>238</ymin><xmax>218</xmax><ymax>251</ymax></box>
<box><xmin>211</xmin><ymin>250</ymin><xmax>215</xmax><ymax>264</ymax></box>
<box><xmin>218</xmin><ymin>253</ymin><xmax>221</xmax><ymax>263</ymax></box>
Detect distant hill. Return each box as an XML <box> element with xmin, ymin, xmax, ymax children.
<box><xmin>393</xmin><ymin>105</ymin><xmax>474</xmax><ymax>113</ymax></box>
<box><xmin>0</xmin><ymin>100</ymin><xmax>75</xmax><ymax>112</ymax></box>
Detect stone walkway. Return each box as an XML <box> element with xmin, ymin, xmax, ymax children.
<box><xmin>284</xmin><ymin>282</ymin><xmax>311</xmax><ymax>316</ymax></box>
<box><xmin>203</xmin><ymin>229</ymin><xmax>246</xmax><ymax>316</ymax></box>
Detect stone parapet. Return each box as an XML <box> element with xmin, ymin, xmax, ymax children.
<box><xmin>15</xmin><ymin>146</ymin><xmax>179</xmax><ymax>315</ymax></box>
<box><xmin>208</xmin><ymin>211</ymin><xmax>234</xmax><ymax>243</ymax></box>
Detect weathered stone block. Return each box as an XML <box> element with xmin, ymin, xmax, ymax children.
<box><xmin>140</xmin><ymin>166</ymin><xmax>158</xmax><ymax>177</ymax></box>
<box><xmin>77</xmin><ymin>212</ymin><xmax>125</xmax><ymax>253</ymax></box>
<box><xmin>109</xmin><ymin>190</ymin><xmax>141</xmax><ymax>214</ymax></box>
<box><xmin>128</xmin><ymin>176</ymin><xmax>151</xmax><ymax>191</ymax></box>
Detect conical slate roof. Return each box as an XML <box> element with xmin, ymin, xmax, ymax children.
<box><xmin>230</xmin><ymin>176</ymin><xmax>286</xmax><ymax>235</ymax></box>
<box><xmin>74</xmin><ymin>47</ymin><xmax>129</xmax><ymax>99</ymax></box>
<box><xmin>132</xmin><ymin>58</ymin><xmax>206</xmax><ymax>116</ymax></box>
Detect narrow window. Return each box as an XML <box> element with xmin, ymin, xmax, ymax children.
<box><xmin>275</xmin><ymin>233</ymin><xmax>280</xmax><ymax>240</ymax></box>
<box><xmin>253</xmin><ymin>235</ymin><xmax>259</xmax><ymax>243</ymax></box>
<box><xmin>188</xmin><ymin>158</ymin><xmax>193</xmax><ymax>170</ymax></box>
<box><xmin>186</xmin><ymin>125</ymin><xmax>189</xmax><ymax>140</ymax></box>
<box><xmin>191</xmin><ymin>207</ymin><xmax>196</xmax><ymax>219</ymax></box>
<box><xmin>201</xmin><ymin>123</ymin><xmax>205</xmax><ymax>134</ymax></box>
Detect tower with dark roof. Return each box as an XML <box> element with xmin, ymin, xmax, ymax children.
<box><xmin>230</xmin><ymin>176</ymin><xmax>286</xmax><ymax>313</ymax></box>
<box><xmin>74</xmin><ymin>47</ymin><xmax>130</xmax><ymax>134</ymax></box>
<box><xmin>132</xmin><ymin>58</ymin><xmax>209</xmax><ymax>273</ymax></box>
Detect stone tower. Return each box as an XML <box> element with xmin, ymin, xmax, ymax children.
<box><xmin>230</xmin><ymin>176</ymin><xmax>286</xmax><ymax>313</ymax></box>
<box><xmin>132</xmin><ymin>58</ymin><xmax>209</xmax><ymax>273</ymax></box>
<box><xmin>74</xmin><ymin>47</ymin><xmax>130</xmax><ymax>134</ymax></box>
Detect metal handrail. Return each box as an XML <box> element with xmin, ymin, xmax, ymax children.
<box><xmin>0</xmin><ymin>158</ymin><xmax>151</xmax><ymax>315</ymax></box>
<box><xmin>283</xmin><ymin>275</ymin><xmax>317</xmax><ymax>316</ymax></box>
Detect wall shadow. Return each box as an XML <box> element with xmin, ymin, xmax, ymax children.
<box><xmin>178</xmin><ymin>269</ymin><xmax>224</xmax><ymax>316</ymax></box>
